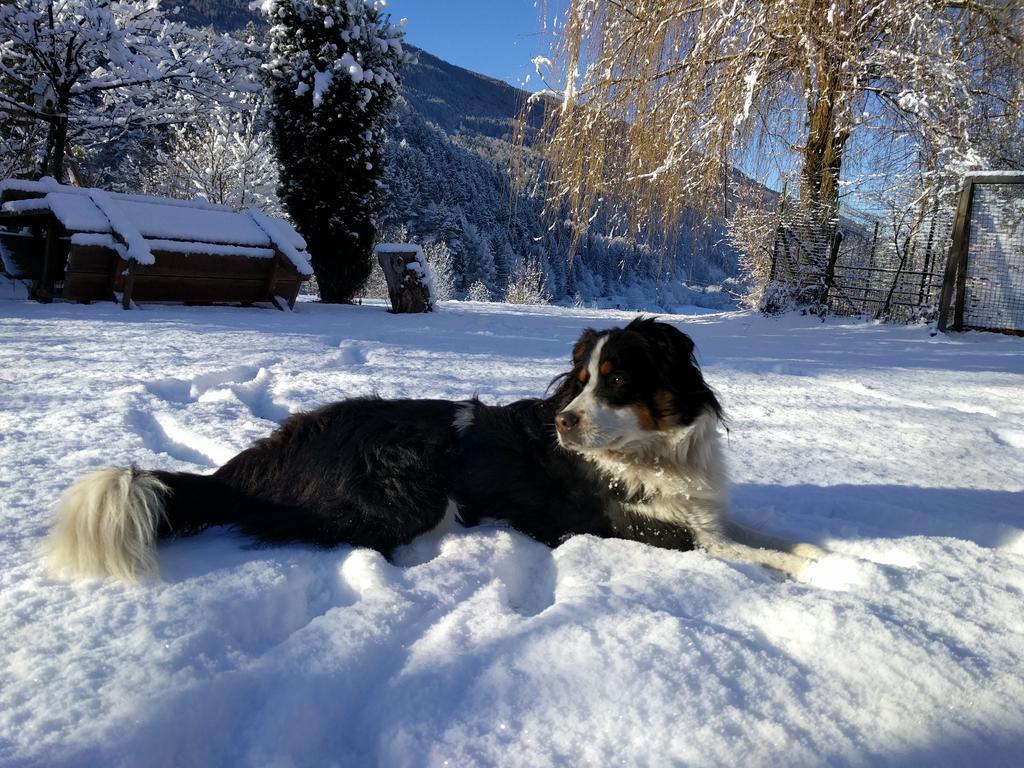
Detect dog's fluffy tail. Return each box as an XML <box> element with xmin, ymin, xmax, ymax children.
<box><xmin>47</xmin><ymin>466</ymin><xmax>243</xmax><ymax>582</ymax></box>
<box><xmin>48</xmin><ymin>467</ymin><xmax>169</xmax><ymax>582</ymax></box>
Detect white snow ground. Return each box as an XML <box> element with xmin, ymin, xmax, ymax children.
<box><xmin>1</xmin><ymin>294</ymin><xmax>1022</xmax><ymax>767</ymax></box>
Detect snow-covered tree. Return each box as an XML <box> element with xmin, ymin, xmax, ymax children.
<box><xmin>0</xmin><ymin>112</ymin><xmax>43</xmax><ymax>180</ymax></box>
<box><xmin>726</xmin><ymin>197</ymin><xmax>783</xmax><ymax>310</ymax></box>
<box><xmin>534</xmin><ymin>0</ymin><xmax>1024</xmax><ymax>238</ymax></box>
<box><xmin>0</xmin><ymin>0</ymin><xmax>258</xmax><ymax>181</ymax></box>
<box><xmin>504</xmin><ymin>255</ymin><xmax>551</xmax><ymax>305</ymax></box>
<box><xmin>259</xmin><ymin>0</ymin><xmax>413</xmax><ymax>303</ymax></box>
<box><xmin>466</xmin><ymin>280</ymin><xmax>490</xmax><ymax>302</ymax></box>
<box><xmin>144</xmin><ymin>93</ymin><xmax>280</xmax><ymax>213</ymax></box>
<box><xmin>423</xmin><ymin>240</ymin><xmax>456</xmax><ymax>301</ymax></box>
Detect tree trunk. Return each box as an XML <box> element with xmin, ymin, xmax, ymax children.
<box><xmin>800</xmin><ymin>66</ymin><xmax>848</xmax><ymax>225</ymax></box>
<box><xmin>41</xmin><ymin>99</ymin><xmax>69</xmax><ymax>181</ymax></box>
<box><xmin>377</xmin><ymin>248</ymin><xmax>433</xmax><ymax>313</ymax></box>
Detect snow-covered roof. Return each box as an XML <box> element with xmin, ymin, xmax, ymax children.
<box><xmin>0</xmin><ymin>177</ymin><xmax>240</xmax><ymax>214</ymax></box>
<box><xmin>374</xmin><ymin>242</ymin><xmax>425</xmax><ymax>256</ymax></box>
<box><xmin>964</xmin><ymin>170</ymin><xmax>1024</xmax><ymax>180</ymax></box>
<box><xmin>0</xmin><ymin>177</ymin><xmax>312</xmax><ymax>274</ymax></box>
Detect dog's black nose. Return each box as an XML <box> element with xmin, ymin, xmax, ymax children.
<box><xmin>555</xmin><ymin>411</ymin><xmax>580</xmax><ymax>433</ymax></box>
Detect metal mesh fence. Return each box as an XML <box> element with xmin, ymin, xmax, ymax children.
<box><xmin>769</xmin><ymin>203</ymin><xmax>953</xmax><ymax>322</ymax></box>
<box><xmin>771</xmin><ymin>175</ymin><xmax>1024</xmax><ymax>334</ymax></box>
<box><xmin>958</xmin><ymin>182</ymin><xmax>1024</xmax><ymax>333</ymax></box>
<box><xmin>831</xmin><ymin>207</ymin><xmax>953</xmax><ymax>321</ymax></box>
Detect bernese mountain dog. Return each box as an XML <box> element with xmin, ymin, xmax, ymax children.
<box><xmin>47</xmin><ymin>317</ymin><xmax>823</xmax><ymax>582</ymax></box>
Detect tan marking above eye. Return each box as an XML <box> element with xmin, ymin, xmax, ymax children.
<box><xmin>599</xmin><ymin>360</ymin><xmax>614</xmax><ymax>376</ymax></box>
<box><xmin>578</xmin><ymin>368</ymin><xmax>589</xmax><ymax>383</ymax></box>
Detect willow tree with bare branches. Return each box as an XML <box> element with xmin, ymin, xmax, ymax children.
<box><xmin>530</xmin><ymin>0</ymin><xmax>1024</xmax><ymax>248</ymax></box>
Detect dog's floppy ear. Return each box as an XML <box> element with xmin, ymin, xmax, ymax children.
<box><xmin>572</xmin><ymin>328</ymin><xmax>599</xmax><ymax>366</ymax></box>
<box><xmin>627</xmin><ymin>317</ymin><xmax>722</xmax><ymax>421</ymax></box>
<box><xmin>654</xmin><ymin>323</ymin><xmax>697</xmax><ymax>367</ymax></box>
<box><xmin>626</xmin><ymin>317</ymin><xmax>697</xmax><ymax>366</ymax></box>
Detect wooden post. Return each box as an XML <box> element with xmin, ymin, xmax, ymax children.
<box><xmin>263</xmin><ymin>254</ymin><xmax>283</xmax><ymax>310</ymax></box>
<box><xmin>769</xmin><ymin>226</ymin><xmax>780</xmax><ymax>284</ymax></box>
<box><xmin>37</xmin><ymin>219</ymin><xmax>62</xmax><ymax>302</ymax></box>
<box><xmin>918</xmin><ymin>205</ymin><xmax>939</xmax><ymax>305</ymax></box>
<box><xmin>937</xmin><ymin>180</ymin><xmax>975</xmax><ymax>332</ymax></box>
<box><xmin>121</xmin><ymin>260</ymin><xmax>136</xmax><ymax>310</ymax></box>
<box><xmin>106</xmin><ymin>256</ymin><xmax>126</xmax><ymax>302</ymax></box>
<box><xmin>769</xmin><ymin>184</ymin><xmax>786</xmax><ymax>284</ymax></box>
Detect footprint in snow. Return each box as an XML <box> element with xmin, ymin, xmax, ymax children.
<box><xmin>146</xmin><ymin>361</ymin><xmax>276</xmax><ymax>404</ymax></box>
<box><xmin>125</xmin><ymin>408</ymin><xmax>231</xmax><ymax>467</ymax></box>
<box><xmin>147</xmin><ymin>362</ymin><xmax>291</xmax><ymax>425</ymax></box>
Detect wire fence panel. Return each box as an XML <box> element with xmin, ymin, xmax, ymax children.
<box><xmin>771</xmin><ymin>175</ymin><xmax>1023</xmax><ymax>333</ymax></box>
<box><xmin>770</xmin><ymin>205</ymin><xmax>951</xmax><ymax>322</ymax></box>
<box><xmin>960</xmin><ymin>182</ymin><xmax>1024</xmax><ymax>333</ymax></box>
<box><xmin>837</xmin><ymin>207</ymin><xmax>952</xmax><ymax>321</ymax></box>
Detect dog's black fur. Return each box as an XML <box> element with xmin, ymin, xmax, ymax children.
<box><xmin>151</xmin><ymin>373</ymin><xmax>699</xmax><ymax>557</ymax></box>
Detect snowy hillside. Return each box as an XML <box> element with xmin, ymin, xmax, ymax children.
<box><xmin>1</xmin><ymin>296</ymin><xmax>1023</xmax><ymax>767</ymax></box>
<box><xmin>378</xmin><ymin>46</ymin><xmax>741</xmax><ymax>300</ymax></box>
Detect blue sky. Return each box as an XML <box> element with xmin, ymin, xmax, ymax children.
<box><xmin>383</xmin><ymin>0</ymin><xmax>555</xmax><ymax>89</ymax></box>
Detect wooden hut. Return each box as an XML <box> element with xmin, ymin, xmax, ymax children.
<box><xmin>0</xmin><ymin>178</ymin><xmax>312</xmax><ymax>309</ymax></box>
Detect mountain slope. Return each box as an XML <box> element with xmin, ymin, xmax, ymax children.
<box><xmin>399</xmin><ymin>45</ymin><xmax>545</xmax><ymax>141</ymax></box>
<box><xmin>380</xmin><ymin>46</ymin><xmax>738</xmax><ymax>304</ymax></box>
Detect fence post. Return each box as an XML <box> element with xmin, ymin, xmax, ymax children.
<box><xmin>918</xmin><ymin>201</ymin><xmax>939</xmax><ymax>305</ymax></box>
<box><xmin>937</xmin><ymin>180</ymin><xmax>975</xmax><ymax>332</ymax></box>
<box><xmin>769</xmin><ymin>226</ymin><xmax>780</xmax><ymax>283</ymax></box>
<box><xmin>822</xmin><ymin>229</ymin><xmax>843</xmax><ymax>316</ymax></box>
<box><xmin>774</xmin><ymin>188</ymin><xmax>789</xmax><ymax>283</ymax></box>
<box><xmin>33</xmin><ymin>217</ymin><xmax>68</xmax><ymax>302</ymax></box>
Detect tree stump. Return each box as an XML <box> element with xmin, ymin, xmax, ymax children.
<box><xmin>375</xmin><ymin>244</ymin><xmax>433</xmax><ymax>313</ymax></box>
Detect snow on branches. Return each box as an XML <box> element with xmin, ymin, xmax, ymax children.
<box><xmin>257</xmin><ymin>0</ymin><xmax>413</xmax><ymax>114</ymax></box>
<box><xmin>145</xmin><ymin>94</ymin><xmax>282</xmax><ymax>215</ymax></box>
<box><xmin>0</xmin><ymin>0</ymin><xmax>259</xmax><ymax>180</ymax></box>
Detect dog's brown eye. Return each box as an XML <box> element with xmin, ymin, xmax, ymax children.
<box><xmin>610</xmin><ymin>374</ymin><xmax>626</xmax><ymax>387</ymax></box>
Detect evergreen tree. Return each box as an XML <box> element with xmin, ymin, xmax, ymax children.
<box><xmin>459</xmin><ymin>220</ymin><xmax>497</xmax><ymax>292</ymax></box>
<box><xmin>258</xmin><ymin>0</ymin><xmax>412</xmax><ymax>302</ymax></box>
